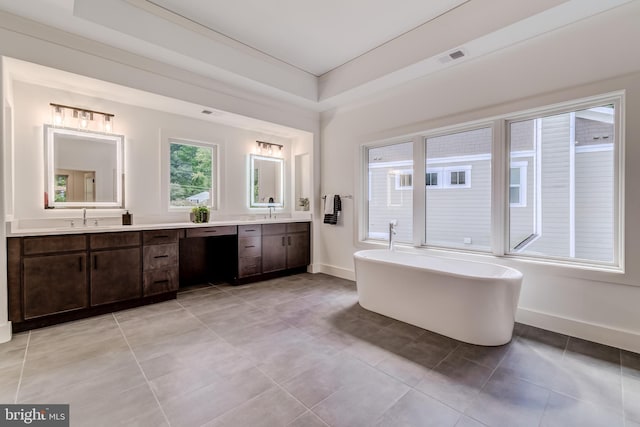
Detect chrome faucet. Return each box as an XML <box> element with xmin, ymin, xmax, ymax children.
<box><xmin>82</xmin><ymin>208</ymin><xmax>87</xmax><ymax>226</ymax></box>
<box><xmin>268</xmin><ymin>205</ymin><xmax>274</xmax><ymax>219</ymax></box>
<box><xmin>389</xmin><ymin>220</ymin><xmax>398</xmax><ymax>251</ymax></box>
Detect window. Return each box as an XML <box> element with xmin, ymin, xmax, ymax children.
<box><xmin>366</xmin><ymin>142</ymin><xmax>413</xmax><ymax>243</ymax></box>
<box><xmin>169</xmin><ymin>139</ymin><xmax>217</xmax><ymax>208</ymax></box>
<box><xmin>361</xmin><ymin>94</ymin><xmax>622</xmax><ymax>269</ymax></box>
<box><xmin>509</xmin><ymin>162</ymin><xmax>528</xmax><ymax>207</ymax></box>
<box><xmin>450</xmin><ymin>170</ymin><xmax>465</xmax><ymax>185</ymax></box>
<box><xmin>425</xmin><ymin>128</ymin><xmax>491</xmax><ymax>250</ymax></box>
<box><xmin>508</xmin><ymin>103</ymin><xmax>617</xmax><ymax>264</ymax></box>
<box><xmin>444</xmin><ymin>166</ymin><xmax>472</xmax><ymax>188</ymax></box>
<box><xmin>426</xmin><ymin>171</ymin><xmax>440</xmax><ymax>187</ymax></box>
<box><xmin>395</xmin><ymin>170</ymin><xmax>413</xmax><ymax>189</ymax></box>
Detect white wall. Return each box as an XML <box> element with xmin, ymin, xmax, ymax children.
<box><xmin>319</xmin><ymin>3</ymin><xmax>640</xmax><ymax>352</ymax></box>
<box><xmin>11</xmin><ymin>81</ymin><xmax>298</xmax><ymax>222</ymax></box>
<box><xmin>0</xmin><ymin>57</ymin><xmax>9</xmax><ymax>341</ymax></box>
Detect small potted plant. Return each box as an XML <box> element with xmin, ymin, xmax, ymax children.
<box><xmin>190</xmin><ymin>206</ymin><xmax>210</xmax><ymax>223</ymax></box>
<box><xmin>298</xmin><ymin>197</ymin><xmax>310</xmax><ymax>211</ymax></box>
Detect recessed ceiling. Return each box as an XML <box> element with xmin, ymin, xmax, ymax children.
<box><xmin>0</xmin><ymin>0</ymin><xmax>634</xmax><ymax>112</ymax></box>
<box><xmin>147</xmin><ymin>0</ymin><xmax>468</xmax><ymax>76</ymax></box>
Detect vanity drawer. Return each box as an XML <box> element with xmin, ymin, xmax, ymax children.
<box><xmin>238</xmin><ymin>236</ymin><xmax>261</xmax><ymax>257</ymax></box>
<box><xmin>143</xmin><ymin>229</ymin><xmax>180</xmax><ymax>245</ymax></box>
<box><xmin>238</xmin><ymin>225</ymin><xmax>261</xmax><ymax>237</ymax></box>
<box><xmin>186</xmin><ymin>226</ymin><xmax>237</xmax><ymax>238</ymax></box>
<box><xmin>238</xmin><ymin>256</ymin><xmax>261</xmax><ymax>277</ymax></box>
<box><xmin>90</xmin><ymin>231</ymin><xmax>140</xmax><ymax>249</ymax></box>
<box><xmin>143</xmin><ymin>244</ymin><xmax>178</xmax><ymax>270</ymax></box>
<box><xmin>23</xmin><ymin>235</ymin><xmax>87</xmax><ymax>255</ymax></box>
<box><xmin>262</xmin><ymin>223</ymin><xmax>286</xmax><ymax>236</ymax></box>
<box><xmin>143</xmin><ymin>268</ymin><xmax>178</xmax><ymax>296</ymax></box>
<box><xmin>287</xmin><ymin>222</ymin><xmax>310</xmax><ymax>233</ymax></box>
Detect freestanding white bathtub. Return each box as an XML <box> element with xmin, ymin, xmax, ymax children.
<box><xmin>354</xmin><ymin>249</ymin><xmax>523</xmax><ymax>346</ymax></box>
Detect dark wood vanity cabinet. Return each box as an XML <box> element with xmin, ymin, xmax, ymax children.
<box><xmin>260</xmin><ymin>222</ymin><xmax>310</xmax><ymax>274</ymax></box>
<box><xmin>143</xmin><ymin>229</ymin><xmax>180</xmax><ymax>296</ymax></box>
<box><xmin>238</xmin><ymin>225</ymin><xmax>262</xmax><ymax>278</ymax></box>
<box><xmin>90</xmin><ymin>232</ymin><xmax>142</xmax><ymax>306</ymax></box>
<box><xmin>16</xmin><ymin>235</ymin><xmax>89</xmax><ymax>320</ymax></box>
<box><xmin>23</xmin><ymin>252</ymin><xmax>88</xmax><ymax>319</ymax></box>
<box><xmin>7</xmin><ymin>221</ymin><xmax>311</xmax><ymax>331</ymax></box>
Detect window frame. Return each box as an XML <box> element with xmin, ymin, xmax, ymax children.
<box><xmin>359</xmin><ymin>91</ymin><xmax>624</xmax><ymax>271</ymax></box>
<box><xmin>166</xmin><ymin>137</ymin><xmax>219</xmax><ymax>211</ymax></box>
<box><xmin>361</xmin><ymin>139</ymin><xmax>415</xmax><ymax>243</ymax></box>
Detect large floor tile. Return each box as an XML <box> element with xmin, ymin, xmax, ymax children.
<box><xmin>0</xmin><ymin>332</ymin><xmax>29</xmax><ymax>370</ymax></box>
<box><xmin>540</xmin><ymin>391</ymin><xmax>624</xmax><ymax>427</ymax></box>
<box><xmin>286</xmin><ymin>411</ymin><xmax>329</xmax><ymax>427</ymax></box>
<box><xmin>464</xmin><ymin>370</ymin><xmax>550</xmax><ymax>427</ymax></box>
<box><xmin>0</xmin><ymin>364</ymin><xmax>22</xmax><ymax>403</ymax></box>
<box><xmin>161</xmin><ymin>367</ymin><xmax>275</xmax><ymax>427</ymax></box>
<box><xmin>622</xmin><ymin>350</ymin><xmax>640</xmax><ymax>380</ymax></box>
<box><xmin>624</xmin><ymin>375</ymin><xmax>640</xmax><ymax>423</ymax></box>
<box><xmin>8</xmin><ymin>273</ymin><xmax>640</xmax><ymax>427</ymax></box>
<box><xmin>311</xmin><ymin>366</ymin><xmax>409</xmax><ymax>427</ymax></box>
<box><xmin>281</xmin><ymin>353</ymin><xmax>375</xmax><ymax>407</ymax></box>
<box><xmin>374</xmin><ymin>389</ymin><xmax>461</xmax><ymax>427</ymax></box>
<box><xmin>416</xmin><ymin>354</ymin><xmax>493</xmax><ymax>412</ymax></box>
<box><xmin>564</xmin><ymin>337</ymin><xmax>621</xmax><ymax>372</ymax></box>
<box><xmin>204</xmin><ymin>387</ymin><xmax>307</xmax><ymax>427</ymax></box>
<box><xmin>549</xmin><ymin>356</ymin><xmax>623</xmax><ymax>412</ymax></box>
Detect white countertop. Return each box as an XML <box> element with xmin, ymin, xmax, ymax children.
<box><xmin>7</xmin><ymin>216</ymin><xmax>312</xmax><ymax>237</ymax></box>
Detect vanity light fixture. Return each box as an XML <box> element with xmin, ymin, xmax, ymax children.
<box><xmin>49</xmin><ymin>103</ymin><xmax>115</xmax><ymax>133</ymax></box>
<box><xmin>256</xmin><ymin>140</ymin><xmax>284</xmax><ymax>157</ymax></box>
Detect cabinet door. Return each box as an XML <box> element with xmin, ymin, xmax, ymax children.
<box><xmin>23</xmin><ymin>254</ymin><xmax>88</xmax><ymax>319</ymax></box>
<box><xmin>262</xmin><ymin>234</ymin><xmax>287</xmax><ymax>273</ymax></box>
<box><xmin>91</xmin><ymin>248</ymin><xmax>141</xmax><ymax>306</ymax></box>
<box><xmin>286</xmin><ymin>232</ymin><xmax>310</xmax><ymax>269</ymax></box>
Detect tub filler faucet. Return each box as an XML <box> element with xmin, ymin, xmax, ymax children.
<box><xmin>389</xmin><ymin>220</ymin><xmax>398</xmax><ymax>251</ymax></box>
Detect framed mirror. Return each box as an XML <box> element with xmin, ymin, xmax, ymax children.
<box><xmin>44</xmin><ymin>125</ymin><xmax>124</xmax><ymax>208</ymax></box>
<box><xmin>250</xmin><ymin>154</ymin><xmax>284</xmax><ymax>208</ymax></box>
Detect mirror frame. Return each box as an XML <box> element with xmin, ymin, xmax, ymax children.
<box><xmin>44</xmin><ymin>125</ymin><xmax>124</xmax><ymax>209</ymax></box>
<box><xmin>249</xmin><ymin>154</ymin><xmax>284</xmax><ymax>208</ymax></box>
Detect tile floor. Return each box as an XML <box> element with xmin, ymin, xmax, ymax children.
<box><xmin>1</xmin><ymin>273</ymin><xmax>639</xmax><ymax>427</ymax></box>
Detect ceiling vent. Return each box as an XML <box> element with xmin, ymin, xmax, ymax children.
<box><xmin>438</xmin><ymin>48</ymin><xmax>466</xmax><ymax>64</ymax></box>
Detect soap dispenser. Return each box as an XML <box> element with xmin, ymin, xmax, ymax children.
<box><xmin>122</xmin><ymin>210</ymin><xmax>132</xmax><ymax>226</ymax></box>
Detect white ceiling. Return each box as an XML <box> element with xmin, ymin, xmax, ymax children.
<box><xmin>147</xmin><ymin>0</ymin><xmax>468</xmax><ymax>76</ymax></box>
<box><xmin>0</xmin><ymin>0</ymin><xmax>634</xmax><ymax>112</ymax></box>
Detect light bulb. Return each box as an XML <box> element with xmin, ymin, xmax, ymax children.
<box><xmin>104</xmin><ymin>116</ymin><xmax>112</xmax><ymax>132</ymax></box>
<box><xmin>51</xmin><ymin>105</ymin><xmax>64</xmax><ymax>126</ymax></box>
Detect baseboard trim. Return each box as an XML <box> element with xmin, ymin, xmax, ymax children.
<box><xmin>517</xmin><ymin>307</ymin><xmax>640</xmax><ymax>354</ymax></box>
<box><xmin>0</xmin><ymin>321</ymin><xmax>12</xmax><ymax>344</ymax></box>
<box><xmin>317</xmin><ymin>264</ymin><xmax>356</xmax><ymax>281</ymax></box>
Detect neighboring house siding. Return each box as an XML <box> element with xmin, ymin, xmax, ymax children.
<box><xmin>575</xmin><ymin>149</ymin><xmax>614</xmax><ymax>262</ymax></box>
<box><xmin>426</xmin><ymin>159</ymin><xmax>491</xmax><ymax>249</ymax></box>
<box><xmin>526</xmin><ymin>114</ymin><xmax>571</xmax><ymax>257</ymax></box>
